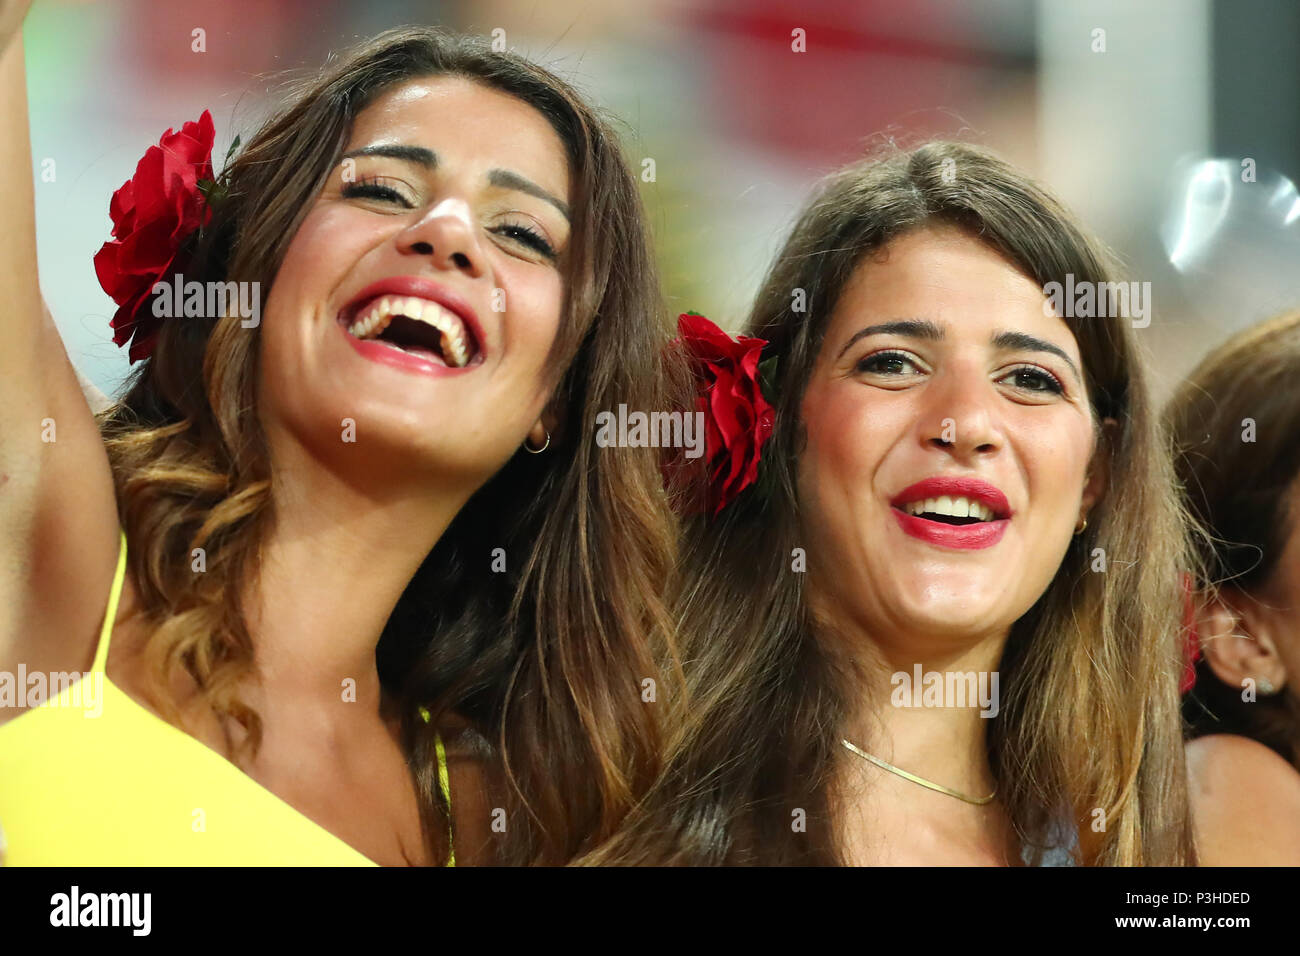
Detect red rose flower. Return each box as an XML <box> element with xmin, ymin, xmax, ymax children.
<box><xmin>671</xmin><ymin>312</ymin><xmax>776</xmax><ymax>515</ymax></box>
<box><xmin>93</xmin><ymin>109</ymin><xmax>216</xmax><ymax>363</ymax></box>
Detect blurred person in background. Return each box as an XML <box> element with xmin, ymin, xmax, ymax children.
<box><xmin>1168</xmin><ymin>308</ymin><xmax>1300</xmax><ymax>865</ymax></box>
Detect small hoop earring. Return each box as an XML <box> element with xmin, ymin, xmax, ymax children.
<box><xmin>1074</xmin><ymin>517</ymin><xmax>1088</xmax><ymax>536</ymax></box>
<box><xmin>525</xmin><ymin>428</ymin><xmax>551</xmax><ymax>454</ymax></box>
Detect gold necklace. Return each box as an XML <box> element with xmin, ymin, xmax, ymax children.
<box><xmin>841</xmin><ymin>738</ymin><xmax>996</xmax><ymax>806</ymax></box>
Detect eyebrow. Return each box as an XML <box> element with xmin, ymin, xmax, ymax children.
<box><xmin>340</xmin><ymin>144</ymin><xmax>571</xmax><ymax>220</ymax></box>
<box><xmin>836</xmin><ymin>318</ymin><xmax>1082</xmax><ymax>383</ymax></box>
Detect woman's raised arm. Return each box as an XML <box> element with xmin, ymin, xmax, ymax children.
<box><xmin>0</xmin><ymin>8</ymin><xmax>123</xmax><ymax>698</ymax></box>
<box><xmin>0</xmin><ymin>8</ymin><xmax>42</xmax><ymax>405</ymax></box>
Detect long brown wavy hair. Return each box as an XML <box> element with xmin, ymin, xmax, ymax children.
<box><xmin>589</xmin><ymin>141</ymin><xmax>1197</xmax><ymax>866</ymax></box>
<box><xmin>1168</xmin><ymin>309</ymin><xmax>1300</xmax><ymax>768</ymax></box>
<box><xmin>98</xmin><ymin>26</ymin><xmax>683</xmax><ymax>865</ymax></box>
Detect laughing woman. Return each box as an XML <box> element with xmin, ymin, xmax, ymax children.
<box><xmin>0</xmin><ymin>16</ymin><xmax>679</xmax><ymax>865</ymax></box>
<box><xmin>591</xmin><ymin>141</ymin><xmax>1197</xmax><ymax>866</ymax></box>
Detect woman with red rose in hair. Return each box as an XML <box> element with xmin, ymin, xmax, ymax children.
<box><xmin>0</xmin><ymin>12</ymin><xmax>684</xmax><ymax>865</ymax></box>
<box><xmin>591</xmin><ymin>141</ymin><xmax>1259</xmax><ymax>866</ymax></box>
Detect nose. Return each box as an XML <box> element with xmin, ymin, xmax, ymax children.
<box><xmin>395</xmin><ymin>197</ymin><xmax>485</xmax><ymax>278</ymax></box>
<box><xmin>920</xmin><ymin>362</ymin><xmax>1005</xmax><ymax>460</ymax></box>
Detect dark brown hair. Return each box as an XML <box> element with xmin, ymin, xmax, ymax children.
<box><xmin>1167</xmin><ymin>309</ymin><xmax>1300</xmax><ymax>767</ymax></box>
<box><xmin>590</xmin><ymin>140</ymin><xmax>1196</xmax><ymax>866</ymax></box>
<box><xmin>99</xmin><ymin>26</ymin><xmax>682</xmax><ymax>864</ymax></box>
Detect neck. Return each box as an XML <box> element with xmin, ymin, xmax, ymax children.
<box><xmin>827</xmin><ymin>618</ymin><xmax>1019</xmax><ymax>864</ymax></box>
<box><xmin>822</xmin><ymin>606</ymin><xmax>1009</xmax><ymax>803</ymax></box>
<box><xmin>240</xmin><ymin>437</ymin><xmax>467</xmax><ymax>727</ymax></box>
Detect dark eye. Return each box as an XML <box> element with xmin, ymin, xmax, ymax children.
<box><xmin>490</xmin><ymin>223</ymin><xmax>556</xmax><ymax>260</ymax></box>
<box><xmin>341</xmin><ymin>177</ymin><xmax>415</xmax><ymax>208</ymax></box>
<box><xmin>1001</xmin><ymin>365</ymin><xmax>1064</xmax><ymax>394</ymax></box>
<box><xmin>856</xmin><ymin>349</ymin><xmax>922</xmax><ymax>376</ymax></box>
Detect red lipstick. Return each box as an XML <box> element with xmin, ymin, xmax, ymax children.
<box><xmin>889</xmin><ymin>476</ymin><xmax>1012</xmax><ymax>551</ymax></box>
<box><xmin>336</xmin><ymin>275</ymin><xmax>487</xmax><ymax>378</ymax></box>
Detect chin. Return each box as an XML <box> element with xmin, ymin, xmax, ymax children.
<box><xmin>268</xmin><ymin>386</ymin><xmax>496</xmax><ymax>480</ymax></box>
<box><xmin>901</xmin><ymin>604</ymin><xmax>993</xmax><ymax>639</ymax></box>
<box><xmin>889</xmin><ymin>578</ymin><xmax>1007</xmax><ymax>637</ymax></box>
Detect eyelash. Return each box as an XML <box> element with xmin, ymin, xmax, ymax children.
<box><xmin>340</xmin><ymin>177</ymin><xmax>557</xmax><ymax>260</ymax></box>
<box><xmin>855</xmin><ymin>349</ymin><xmax>1065</xmax><ymax>395</ymax></box>
<box><xmin>492</xmin><ymin>224</ymin><xmax>556</xmax><ymax>259</ymax></box>
<box><xmin>341</xmin><ymin>177</ymin><xmax>415</xmax><ymax>206</ymax></box>
<box><xmin>855</xmin><ymin>349</ymin><xmax>920</xmax><ymax>377</ymax></box>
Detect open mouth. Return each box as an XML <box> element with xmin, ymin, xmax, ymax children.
<box><xmin>893</xmin><ymin>496</ymin><xmax>1006</xmax><ymax>525</ymax></box>
<box><xmin>339</xmin><ymin>295</ymin><xmax>483</xmax><ymax>369</ymax></box>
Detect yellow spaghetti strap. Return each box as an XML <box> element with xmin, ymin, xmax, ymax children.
<box><xmin>434</xmin><ymin>731</ymin><xmax>455</xmax><ymax>867</ymax></box>
<box><xmin>91</xmin><ymin>530</ymin><xmax>129</xmax><ymax>673</ymax></box>
<box><xmin>420</xmin><ymin>706</ymin><xmax>456</xmax><ymax>866</ymax></box>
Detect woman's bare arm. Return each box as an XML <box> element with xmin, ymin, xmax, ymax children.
<box><xmin>0</xmin><ymin>8</ymin><xmax>122</xmax><ymax>701</ymax></box>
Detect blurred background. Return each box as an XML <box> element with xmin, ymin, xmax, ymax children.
<box><xmin>24</xmin><ymin>0</ymin><xmax>1300</xmax><ymax>402</ymax></box>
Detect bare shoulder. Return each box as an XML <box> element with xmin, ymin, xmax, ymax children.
<box><xmin>1188</xmin><ymin>733</ymin><xmax>1300</xmax><ymax>788</ymax></box>
<box><xmin>1187</xmin><ymin>734</ymin><xmax>1300</xmax><ymax>865</ymax></box>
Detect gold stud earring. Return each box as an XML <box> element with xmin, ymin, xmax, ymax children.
<box><xmin>1074</xmin><ymin>516</ymin><xmax>1088</xmax><ymax>535</ymax></box>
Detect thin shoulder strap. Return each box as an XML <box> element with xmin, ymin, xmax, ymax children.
<box><xmin>91</xmin><ymin>530</ymin><xmax>129</xmax><ymax>674</ymax></box>
<box><xmin>434</xmin><ymin>731</ymin><xmax>455</xmax><ymax>866</ymax></box>
<box><xmin>420</xmin><ymin>705</ymin><xmax>456</xmax><ymax>867</ymax></box>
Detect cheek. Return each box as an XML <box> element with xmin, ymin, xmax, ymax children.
<box><xmin>499</xmin><ymin>264</ymin><xmax>565</xmax><ymax>381</ymax></box>
<box><xmin>800</xmin><ymin>381</ymin><xmax>910</xmax><ymax>499</ymax></box>
<box><xmin>799</xmin><ymin>383</ymin><xmax>890</xmax><ymax>553</ymax></box>
<box><xmin>262</xmin><ymin>207</ymin><xmax>387</xmax><ymax>352</ymax></box>
<box><xmin>273</xmin><ymin>203</ymin><xmax>393</xmax><ymax>302</ymax></box>
<box><xmin>274</xmin><ymin>206</ymin><xmax>342</xmax><ymax>288</ymax></box>
<box><xmin>255</xmin><ymin>210</ymin><xmax>382</xmax><ymax>422</ymax></box>
<box><xmin>1016</xmin><ymin>414</ymin><xmax>1094</xmax><ymax>518</ymax></box>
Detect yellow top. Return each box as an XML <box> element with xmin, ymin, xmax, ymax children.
<box><xmin>0</xmin><ymin>531</ymin><xmax>453</xmax><ymax>866</ymax></box>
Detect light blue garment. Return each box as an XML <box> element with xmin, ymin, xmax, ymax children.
<box><xmin>1021</xmin><ymin>817</ymin><xmax>1080</xmax><ymax>866</ymax></box>
<box><xmin>1033</xmin><ymin>841</ymin><xmax>1079</xmax><ymax>866</ymax></box>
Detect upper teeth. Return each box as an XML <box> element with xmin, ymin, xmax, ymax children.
<box><xmin>903</xmin><ymin>496</ymin><xmax>996</xmax><ymax>521</ymax></box>
<box><xmin>346</xmin><ymin>295</ymin><xmax>472</xmax><ymax>368</ymax></box>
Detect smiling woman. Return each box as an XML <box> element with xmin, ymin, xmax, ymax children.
<box><xmin>589</xmin><ymin>141</ymin><xmax>1198</xmax><ymax>866</ymax></box>
<box><xmin>0</xmin><ymin>20</ymin><xmax>683</xmax><ymax>866</ymax></box>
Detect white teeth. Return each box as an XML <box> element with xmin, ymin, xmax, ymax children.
<box><xmin>345</xmin><ymin>295</ymin><xmax>473</xmax><ymax>368</ymax></box>
<box><xmin>903</xmin><ymin>496</ymin><xmax>997</xmax><ymax>521</ymax></box>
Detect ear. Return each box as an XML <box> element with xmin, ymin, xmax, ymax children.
<box><xmin>1196</xmin><ymin>588</ymin><xmax>1288</xmax><ymax>693</ymax></box>
<box><xmin>1079</xmin><ymin>416</ymin><xmax>1118</xmax><ymax>518</ymax></box>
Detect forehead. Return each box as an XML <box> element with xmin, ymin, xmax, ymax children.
<box><xmin>831</xmin><ymin>226</ymin><xmax>1069</xmax><ymax>341</ymax></box>
<box><xmin>347</xmin><ymin>75</ymin><xmax>571</xmax><ymax>196</ymax></box>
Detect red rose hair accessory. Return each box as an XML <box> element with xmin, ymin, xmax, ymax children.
<box><xmin>1179</xmin><ymin>570</ymin><xmax>1202</xmax><ymax>694</ymax></box>
<box><xmin>670</xmin><ymin>312</ymin><xmax>777</xmax><ymax>515</ymax></box>
<box><xmin>93</xmin><ymin>109</ymin><xmax>231</xmax><ymax>363</ymax></box>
